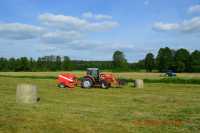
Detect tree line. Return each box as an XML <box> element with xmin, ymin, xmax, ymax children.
<box><xmin>0</xmin><ymin>47</ymin><xmax>199</xmax><ymax>72</ymax></box>
<box><xmin>0</xmin><ymin>56</ymin><xmax>113</xmax><ymax>72</ymax></box>
<box><xmin>144</xmin><ymin>47</ymin><xmax>200</xmax><ymax>72</ymax></box>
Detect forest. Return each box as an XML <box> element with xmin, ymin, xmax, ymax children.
<box><xmin>0</xmin><ymin>47</ymin><xmax>200</xmax><ymax>72</ymax></box>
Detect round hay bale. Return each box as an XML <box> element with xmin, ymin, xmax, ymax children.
<box><xmin>16</xmin><ymin>84</ymin><xmax>38</xmax><ymax>104</ymax></box>
<box><xmin>134</xmin><ymin>79</ymin><xmax>144</xmax><ymax>88</ymax></box>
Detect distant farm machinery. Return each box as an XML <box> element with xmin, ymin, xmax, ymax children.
<box><xmin>57</xmin><ymin>68</ymin><xmax>126</xmax><ymax>89</ymax></box>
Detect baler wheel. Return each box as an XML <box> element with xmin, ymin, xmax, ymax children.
<box><xmin>58</xmin><ymin>83</ymin><xmax>65</xmax><ymax>88</ymax></box>
<box><xmin>100</xmin><ymin>80</ymin><xmax>109</xmax><ymax>89</ymax></box>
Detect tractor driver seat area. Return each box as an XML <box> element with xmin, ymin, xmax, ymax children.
<box><xmin>87</xmin><ymin>68</ymin><xmax>100</xmax><ymax>82</ymax></box>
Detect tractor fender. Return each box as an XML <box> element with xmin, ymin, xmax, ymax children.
<box><xmin>83</xmin><ymin>75</ymin><xmax>95</xmax><ymax>83</ymax></box>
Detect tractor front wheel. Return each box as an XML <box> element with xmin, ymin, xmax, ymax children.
<box><xmin>100</xmin><ymin>80</ymin><xmax>110</xmax><ymax>89</ymax></box>
<box><xmin>81</xmin><ymin>78</ymin><xmax>93</xmax><ymax>88</ymax></box>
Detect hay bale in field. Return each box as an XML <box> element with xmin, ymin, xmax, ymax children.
<box><xmin>134</xmin><ymin>79</ymin><xmax>144</xmax><ymax>88</ymax></box>
<box><xmin>16</xmin><ymin>84</ymin><xmax>38</xmax><ymax>104</ymax></box>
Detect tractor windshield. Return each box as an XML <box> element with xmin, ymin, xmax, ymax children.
<box><xmin>87</xmin><ymin>68</ymin><xmax>99</xmax><ymax>81</ymax></box>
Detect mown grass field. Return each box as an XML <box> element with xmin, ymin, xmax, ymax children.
<box><xmin>0</xmin><ymin>72</ymin><xmax>200</xmax><ymax>133</ymax></box>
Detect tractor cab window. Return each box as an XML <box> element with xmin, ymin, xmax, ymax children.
<box><xmin>87</xmin><ymin>68</ymin><xmax>100</xmax><ymax>81</ymax></box>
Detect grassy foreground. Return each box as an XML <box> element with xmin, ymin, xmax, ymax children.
<box><xmin>0</xmin><ymin>76</ymin><xmax>200</xmax><ymax>133</ymax></box>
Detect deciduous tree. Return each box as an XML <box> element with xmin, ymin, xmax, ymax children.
<box><xmin>113</xmin><ymin>50</ymin><xmax>128</xmax><ymax>70</ymax></box>
<box><xmin>156</xmin><ymin>47</ymin><xmax>174</xmax><ymax>72</ymax></box>
<box><xmin>145</xmin><ymin>53</ymin><xmax>155</xmax><ymax>72</ymax></box>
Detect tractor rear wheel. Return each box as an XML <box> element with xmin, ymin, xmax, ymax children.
<box><xmin>81</xmin><ymin>78</ymin><xmax>93</xmax><ymax>88</ymax></box>
<box><xmin>100</xmin><ymin>80</ymin><xmax>110</xmax><ymax>89</ymax></box>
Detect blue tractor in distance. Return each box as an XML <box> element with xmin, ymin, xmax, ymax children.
<box><xmin>165</xmin><ymin>70</ymin><xmax>176</xmax><ymax>77</ymax></box>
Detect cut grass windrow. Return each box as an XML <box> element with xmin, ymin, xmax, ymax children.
<box><xmin>1</xmin><ymin>74</ymin><xmax>200</xmax><ymax>85</ymax></box>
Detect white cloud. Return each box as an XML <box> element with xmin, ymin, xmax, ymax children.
<box><xmin>153</xmin><ymin>22</ymin><xmax>179</xmax><ymax>31</ymax></box>
<box><xmin>0</xmin><ymin>23</ymin><xmax>44</xmax><ymax>40</ymax></box>
<box><xmin>37</xmin><ymin>44</ymin><xmax>59</xmax><ymax>52</ymax></box>
<box><xmin>38</xmin><ymin>39</ymin><xmax>136</xmax><ymax>52</ymax></box>
<box><xmin>38</xmin><ymin>13</ymin><xmax>88</xmax><ymax>29</ymax></box>
<box><xmin>82</xmin><ymin>12</ymin><xmax>93</xmax><ymax>19</ymax></box>
<box><xmin>55</xmin><ymin>40</ymin><xmax>136</xmax><ymax>52</ymax></box>
<box><xmin>82</xmin><ymin>12</ymin><xmax>113</xmax><ymax>20</ymax></box>
<box><xmin>0</xmin><ymin>12</ymin><xmax>121</xmax><ymax>57</ymax></box>
<box><xmin>95</xmin><ymin>14</ymin><xmax>113</xmax><ymax>20</ymax></box>
<box><xmin>41</xmin><ymin>31</ymin><xmax>83</xmax><ymax>44</ymax></box>
<box><xmin>85</xmin><ymin>21</ymin><xmax>119</xmax><ymax>32</ymax></box>
<box><xmin>37</xmin><ymin>39</ymin><xmax>154</xmax><ymax>61</ymax></box>
<box><xmin>153</xmin><ymin>17</ymin><xmax>200</xmax><ymax>33</ymax></box>
<box><xmin>38</xmin><ymin>13</ymin><xmax>119</xmax><ymax>32</ymax></box>
<box><xmin>144</xmin><ymin>0</ymin><xmax>149</xmax><ymax>6</ymax></box>
<box><xmin>188</xmin><ymin>5</ymin><xmax>200</xmax><ymax>14</ymax></box>
<box><xmin>181</xmin><ymin>17</ymin><xmax>200</xmax><ymax>32</ymax></box>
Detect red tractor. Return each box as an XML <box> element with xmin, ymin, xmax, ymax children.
<box><xmin>81</xmin><ymin>68</ymin><xmax>119</xmax><ymax>89</ymax></box>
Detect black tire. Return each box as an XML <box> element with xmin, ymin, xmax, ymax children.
<box><xmin>81</xmin><ymin>78</ymin><xmax>93</xmax><ymax>89</ymax></box>
<box><xmin>100</xmin><ymin>80</ymin><xmax>109</xmax><ymax>89</ymax></box>
<box><xmin>58</xmin><ymin>83</ymin><xmax>65</xmax><ymax>88</ymax></box>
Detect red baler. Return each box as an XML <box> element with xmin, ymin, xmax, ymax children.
<box><xmin>57</xmin><ymin>73</ymin><xmax>78</xmax><ymax>88</ymax></box>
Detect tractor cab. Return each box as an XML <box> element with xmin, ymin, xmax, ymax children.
<box><xmin>86</xmin><ymin>68</ymin><xmax>100</xmax><ymax>82</ymax></box>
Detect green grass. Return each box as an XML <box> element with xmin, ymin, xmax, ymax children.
<box><xmin>144</xmin><ymin>78</ymin><xmax>200</xmax><ymax>84</ymax></box>
<box><xmin>0</xmin><ymin>75</ymin><xmax>200</xmax><ymax>133</ymax></box>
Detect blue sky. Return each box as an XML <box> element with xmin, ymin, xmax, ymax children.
<box><xmin>0</xmin><ymin>0</ymin><xmax>200</xmax><ymax>62</ymax></box>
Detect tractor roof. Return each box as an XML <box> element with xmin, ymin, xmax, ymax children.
<box><xmin>87</xmin><ymin>68</ymin><xmax>99</xmax><ymax>71</ymax></box>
